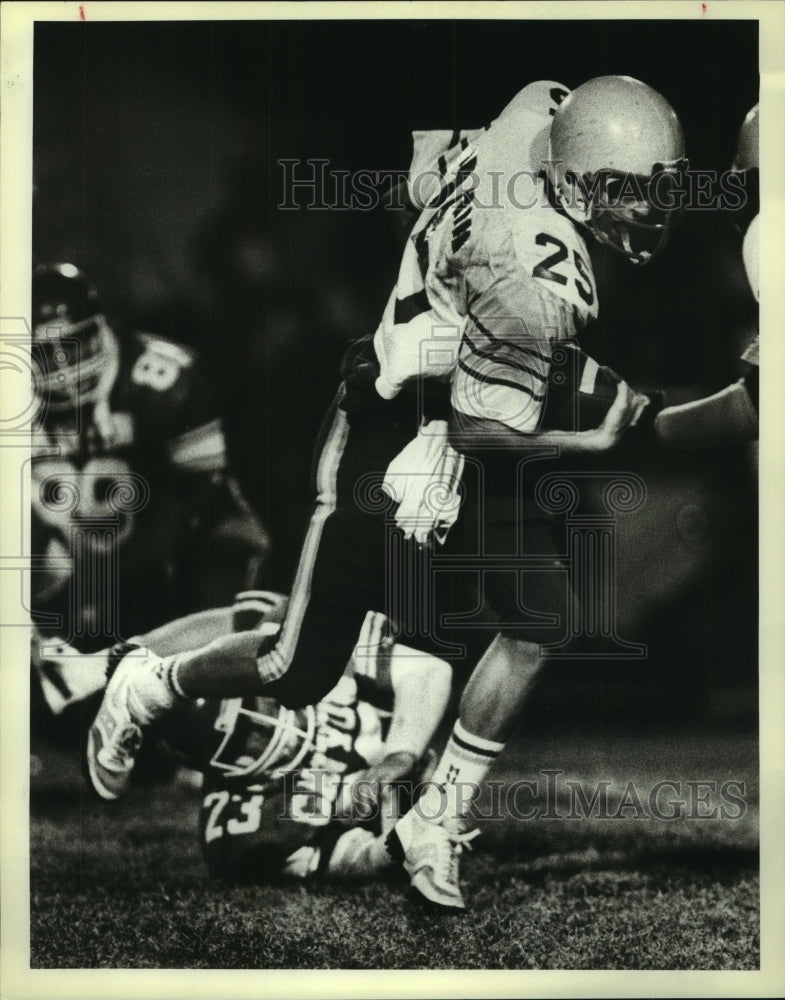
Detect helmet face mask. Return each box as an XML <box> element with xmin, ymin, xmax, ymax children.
<box><xmin>210</xmin><ymin>696</ymin><xmax>316</xmax><ymax>782</ymax></box>
<box><xmin>566</xmin><ymin>162</ymin><xmax>688</xmax><ymax>264</ymax></box>
<box><xmin>548</xmin><ymin>75</ymin><xmax>688</xmax><ymax>265</ymax></box>
<box><xmin>32</xmin><ymin>263</ymin><xmax>120</xmax><ymax>413</ymax></box>
<box><xmin>32</xmin><ymin>312</ymin><xmax>119</xmax><ymax>412</ymax></box>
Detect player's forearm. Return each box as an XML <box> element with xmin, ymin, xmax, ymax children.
<box><xmin>386</xmin><ymin>645</ymin><xmax>452</xmax><ymax>759</ymax></box>
<box><xmin>449</xmin><ymin>412</ymin><xmax>621</xmax><ymax>455</ymax></box>
<box><xmin>654</xmin><ymin>378</ymin><xmax>758</xmax><ymax>449</ymax></box>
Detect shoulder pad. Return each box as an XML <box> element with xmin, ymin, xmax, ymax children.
<box><xmin>408</xmin><ymin>129</ymin><xmax>485</xmax><ymax>209</ymax></box>
<box><xmin>494</xmin><ymin>80</ymin><xmax>571</xmax><ymax>126</ymax></box>
<box><xmin>118</xmin><ymin>331</ymin><xmax>214</xmax><ymax>436</ymax></box>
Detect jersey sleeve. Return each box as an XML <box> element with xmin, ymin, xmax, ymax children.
<box><xmin>451</xmin><ymin>189</ymin><xmax>601</xmax><ymax>435</ymax></box>
<box><xmin>408</xmin><ymin>127</ymin><xmax>487</xmax><ymax>209</ymax></box>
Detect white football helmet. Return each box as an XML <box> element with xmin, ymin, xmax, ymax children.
<box><xmin>209</xmin><ymin>696</ymin><xmax>316</xmax><ymax>782</ymax></box>
<box><xmin>548</xmin><ymin>75</ymin><xmax>687</xmax><ymax>264</ymax></box>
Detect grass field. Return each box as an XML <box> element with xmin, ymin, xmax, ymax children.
<box><xmin>30</xmin><ymin>726</ymin><xmax>758</xmax><ymax>970</ymax></box>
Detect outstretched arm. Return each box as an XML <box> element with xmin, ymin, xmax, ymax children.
<box><xmin>323</xmin><ymin>645</ymin><xmax>452</xmax><ymax>878</ymax></box>
<box><xmin>449</xmin><ymin>378</ymin><xmax>650</xmax><ymax>455</ymax></box>
<box><xmin>384</xmin><ymin>645</ymin><xmax>452</xmax><ymax>760</ymax></box>
<box><xmin>334</xmin><ymin>644</ymin><xmax>452</xmax><ymax>836</ymax></box>
<box><xmin>654</xmin><ymin>375</ymin><xmax>758</xmax><ymax>449</ymax></box>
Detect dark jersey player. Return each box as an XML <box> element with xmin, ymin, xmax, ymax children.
<box><xmin>31</xmin><ymin>263</ymin><xmax>268</xmax><ymax>653</ymax></box>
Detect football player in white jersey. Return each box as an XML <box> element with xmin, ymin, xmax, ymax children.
<box><xmin>383</xmin><ymin>75</ymin><xmax>689</xmax><ymax>909</ymax></box>
<box><xmin>38</xmin><ymin>591</ymin><xmax>451</xmax><ymax>882</ymax></box>
<box><xmin>85</xmin><ymin>78</ymin><xmax>675</xmax><ymax>908</ymax></box>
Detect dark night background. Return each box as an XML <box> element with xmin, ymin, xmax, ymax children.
<box><xmin>32</xmin><ymin>18</ymin><xmax>759</xmax><ymax>728</ymax></box>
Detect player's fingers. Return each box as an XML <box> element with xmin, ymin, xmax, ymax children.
<box><xmin>603</xmin><ymin>380</ymin><xmax>635</xmax><ymax>429</ymax></box>
<box><xmin>628</xmin><ymin>391</ymin><xmax>651</xmax><ymax>427</ymax></box>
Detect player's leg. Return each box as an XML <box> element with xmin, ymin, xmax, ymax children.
<box><xmin>87</xmin><ymin>361</ymin><xmax>425</xmax><ymax>797</ymax></box>
<box><xmin>102</xmin><ymin>394</ymin><xmax>403</xmax><ymax>713</ymax></box>
<box><xmin>82</xmin><ymin>597</ymin><xmax>287</xmax><ymax>799</ymax></box>
<box><xmin>429</xmin><ymin>632</ymin><xmax>541</xmax><ymax>788</ymax></box>
<box><xmin>388</xmin><ymin>634</ymin><xmax>543</xmax><ymax>910</ymax></box>
<box><xmin>85</xmin><ymin>388</ymin><xmax>350</xmax><ymax>798</ymax></box>
<box><xmin>390</xmin><ymin>475</ymin><xmax>569</xmax><ymax>909</ymax></box>
<box><xmin>33</xmin><ymin>605</ymin><xmax>235</xmax><ymax>720</ymax></box>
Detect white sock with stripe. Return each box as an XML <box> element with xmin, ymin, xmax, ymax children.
<box><xmin>422</xmin><ymin>720</ymin><xmax>505</xmax><ymax>820</ymax></box>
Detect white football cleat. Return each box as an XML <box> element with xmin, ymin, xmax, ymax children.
<box><xmin>86</xmin><ymin>659</ymin><xmax>145</xmax><ymax>801</ymax></box>
<box><xmin>387</xmin><ymin>804</ymin><xmax>479</xmax><ymax>910</ymax></box>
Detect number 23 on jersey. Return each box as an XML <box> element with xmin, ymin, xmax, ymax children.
<box><xmin>531</xmin><ymin>231</ymin><xmax>597</xmax><ymax>313</ymax></box>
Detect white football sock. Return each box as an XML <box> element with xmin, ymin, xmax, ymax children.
<box><xmin>124</xmin><ymin>650</ymin><xmax>187</xmax><ymax>725</ymax></box>
<box><xmin>426</xmin><ymin>719</ymin><xmax>505</xmax><ymax>819</ymax></box>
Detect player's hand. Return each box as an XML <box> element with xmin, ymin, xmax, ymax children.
<box><xmin>590</xmin><ymin>380</ymin><xmax>650</xmax><ymax>451</ymax></box>
<box><xmin>333</xmin><ymin>751</ymin><xmax>419</xmax><ymax>828</ymax></box>
<box><xmin>378</xmin><ymin>748</ymin><xmax>438</xmax><ymax>835</ymax></box>
<box><xmin>340</xmin><ymin>360</ymin><xmax>383</xmax><ymax>418</ymax></box>
<box><xmin>382</xmin><ymin>422</ymin><xmax>464</xmax><ymax>546</ymax></box>
<box><xmin>340</xmin><ymin>336</ymin><xmax>384</xmax><ymax>418</ymax></box>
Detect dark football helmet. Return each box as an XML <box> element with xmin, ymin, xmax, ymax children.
<box><xmin>32</xmin><ymin>263</ymin><xmax>120</xmax><ymax>412</ymax></box>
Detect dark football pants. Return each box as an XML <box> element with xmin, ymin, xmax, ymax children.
<box><xmin>449</xmin><ymin>449</ymin><xmax>573</xmax><ymax>648</ymax></box>
<box><xmin>258</xmin><ymin>349</ymin><xmax>441</xmax><ymax>709</ymax></box>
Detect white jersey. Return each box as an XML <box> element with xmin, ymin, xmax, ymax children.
<box><xmin>373</xmin><ymin>81</ymin><xmax>599</xmax><ymax>432</ymax></box>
